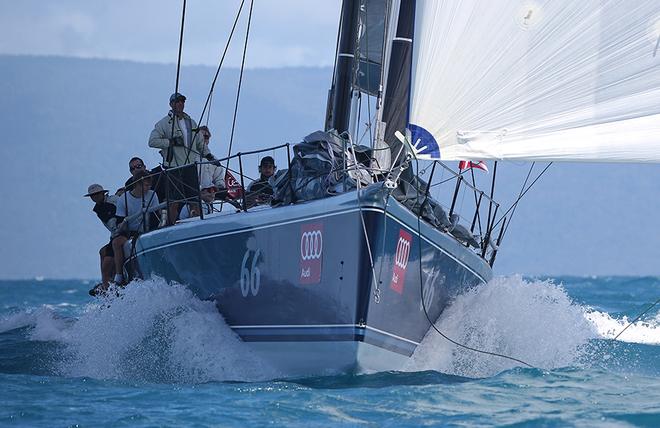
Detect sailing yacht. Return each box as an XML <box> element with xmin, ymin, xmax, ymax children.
<box><xmin>128</xmin><ymin>0</ymin><xmax>660</xmax><ymax>376</ymax></box>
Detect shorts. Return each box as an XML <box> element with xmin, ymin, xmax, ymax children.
<box><xmin>116</xmin><ymin>231</ymin><xmax>141</xmax><ymax>240</ymax></box>
<box><xmin>163</xmin><ymin>164</ymin><xmax>199</xmax><ymax>203</ymax></box>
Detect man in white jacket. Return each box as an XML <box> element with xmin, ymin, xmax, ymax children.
<box><xmin>148</xmin><ymin>92</ymin><xmax>219</xmax><ymax>223</ymax></box>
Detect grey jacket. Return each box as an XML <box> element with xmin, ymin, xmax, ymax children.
<box><xmin>148</xmin><ymin>111</ymin><xmax>211</xmax><ymax>168</ymax></box>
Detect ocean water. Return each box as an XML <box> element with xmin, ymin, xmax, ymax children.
<box><xmin>0</xmin><ymin>276</ymin><xmax>658</xmax><ymax>427</ymax></box>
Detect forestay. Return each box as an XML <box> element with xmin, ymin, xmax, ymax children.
<box><xmin>408</xmin><ymin>0</ymin><xmax>660</xmax><ymax>163</ymax></box>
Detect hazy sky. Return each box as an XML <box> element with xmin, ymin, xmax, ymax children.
<box><xmin>1</xmin><ymin>0</ymin><xmax>341</xmax><ymax>67</ymax></box>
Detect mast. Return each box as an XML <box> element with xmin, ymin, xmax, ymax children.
<box><xmin>380</xmin><ymin>0</ymin><xmax>415</xmax><ymax>167</ymax></box>
<box><xmin>326</xmin><ymin>0</ymin><xmax>359</xmax><ymax>135</ymax></box>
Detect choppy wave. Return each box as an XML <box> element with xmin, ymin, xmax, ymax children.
<box><xmin>1</xmin><ymin>275</ymin><xmax>657</xmax><ymax>382</ymax></box>
<box><xmin>585</xmin><ymin>310</ymin><xmax>659</xmax><ymax>345</ymax></box>
<box><xmin>1</xmin><ymin>278</ymin><xmax>280</xmax><ymax>383</ymax></box>
<box><xmin>406</xmin><ymin>275</ymin><xmax>598</xmax><ymax>377</ymax></box>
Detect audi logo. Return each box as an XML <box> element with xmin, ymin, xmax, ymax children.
<box><xmin>395</xmin><ymin>237</ymin><xmax>410</xmax><ymax>269</ymax></box>
<box><xmin>301</xmin><ymin>230</ymin><xmax>323</xmax><ymax>260</ymax></box>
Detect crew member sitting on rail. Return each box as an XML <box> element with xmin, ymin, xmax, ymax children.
<box><xmin>148</xmin><ymin>92</ymin><xmax>220</xmax><ymax>224</ymax></box>
<box><xmin>246</xmin><ymin>156</ymin><xmax>275</xmax><ymax>207</ymax></box>
<box><xmin>111</xmin><ymin>171</ymin><xmax>161</xmax><ymax>285</ymax></box>
<box><xmin>118</xmin><ymin>157</ymin><xmax>167</xmax><ymax>203</ymax></box>
<box><xmin>197</xmin><ymin>126</ymin><xmax>227</xmax><ymax>196</ymax></box>
<box><xmin>179</xmin><ymin>181</ymin><xmax>217</xmax><ymax>220</ymax></box>
<box><xmin>84</xmin><ymin>183</ymin><xmax>118</xmax><ymax>294</ymax></box>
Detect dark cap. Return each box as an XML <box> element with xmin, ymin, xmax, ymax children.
<box><xmin>169</xmin><ymin>92</ymin><xmax>186</xmax><ymax>103</ymax></box>
<box><xmin>260</xmin><ymin>156</ymin><xmax>275</xmax><ymax>167</ymax></box>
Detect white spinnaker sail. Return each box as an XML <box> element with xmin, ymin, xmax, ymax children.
<box><xmin>408</xmin><ymin>0</ymin><xmax>660</xmax><ymax>162</ymax></box>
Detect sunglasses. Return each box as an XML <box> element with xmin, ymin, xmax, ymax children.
<box><xmin>130</xmin><ymin>163</ymin><xmax>145</xmax><ymax>171</ymax></box>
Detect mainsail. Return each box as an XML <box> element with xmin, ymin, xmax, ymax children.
<box><xmin>407</xmin><ymin>0</ymin><xmax>660</xmax><ymax>163</ymax></box>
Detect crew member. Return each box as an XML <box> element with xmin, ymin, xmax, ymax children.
<box><xmin>148</xmin><ymin>92</ymin><xmax>219</xmax><ymax>223</ymax></box>
<box><xmin>84</xmin><ymin>183</ymin><xmax>117</xmax><ymax>295</ymax></box>
<box><xmin>246</xmin><ymin>156</ymin><xmax>276</xmax><ymax>206</ymax></box>
<box><xmin>111</xmin><ymin>171</ymin><xmax>161</xmax><ymax>285</ymax></box>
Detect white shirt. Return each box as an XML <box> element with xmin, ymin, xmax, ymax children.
<box><xmin>115</xmin><ymin>190</ymin><xmax>160</xmax><ymax>233</ymax></box>
<box><xmin>178</xmin><ymin>117</ymin><xmax>189</xmax><ymax>147</ymax></box>
<box><xmin>179</xmin><ymin>202</ymin><xmax>213</xmax><ymax>220</ymax></box>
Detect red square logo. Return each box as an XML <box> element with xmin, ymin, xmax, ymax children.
<box><xmin>300</xmin><ymin>223</ymin><xmax>323</xmax><ymax>284</ymax></box>
<box><xmin>390</xmin><ymin>229</ymin><xmax>412</xmax><ymax>294</ymax></box>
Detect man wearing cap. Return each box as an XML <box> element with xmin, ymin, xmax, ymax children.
<box><xmin>111</xmin><ymin>170</ymin><xmax>162</xmax><ymax>285</ymax></box>
<box><xmin>148</xmin><ymin>92</ymin><xmax>219</xmax><ymax>223</ymax></box>
<box><xmin>84</xmin><ymin>184</ymin><xmax>118</xmax><ymax>294</ymax></box>
<box><xmin>246</xmin><ymin>156</ymin><xmax>276</xmax><ymax>207</ymax></box>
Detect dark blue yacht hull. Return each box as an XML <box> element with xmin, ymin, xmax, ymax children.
<box><xmin>130</xmin><ymin>184</ymin><xmax>492</xmax><ymax>375</ymax></box>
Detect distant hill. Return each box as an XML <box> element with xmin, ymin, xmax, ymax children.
<box><xmin>0</xmin><ymin>55</ymin><xmax>658</xmax><ymax>279</ymax></box>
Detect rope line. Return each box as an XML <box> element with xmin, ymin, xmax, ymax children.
<box><xmin>413</xmin><ymin>158</ymin><xmax>534</xmax><ymax>368</ymax></box>
<box><xmin>614</xmin><ymin>297</ymin><xmax>660</xmax><ymax>340</ymax></box>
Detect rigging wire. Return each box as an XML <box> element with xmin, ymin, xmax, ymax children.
<box><xmin>614</xmin><ymin>297</ymin><xmax>660</xmax><ymax>340</ymax></box>
<box><xmin>164</xmin><ymin>0</ymin><xmax>189</xmax><ymax>170</ymax></box>
<box><xmin>226</xmin><ymin>0</ymin><xmax>255</xmax><ymax>160</ymax></box>
<box><xmin>469</xmin><ymin>168</ymin><xmax>483</xmax><ymax>239</ymax></box>
<box><xmin>196</xmin><ymin>0</ymin><xmax>246</xmax><ymax>129</ymax></box>
<box><xmin>184</xmin><ymin>0</ymin><xmax>246</xmax><ymax>166</ymax></box>
<box><xmin>491</xmin><ymin>162</ymin><xmax>553</xmax><ymax>230</ymax></box>
<box><xmin>174</xmin><ymin>0</ymin><xmax>187</xmax><ymax>95</ymax></box>
<box><xmin>413</xmin><ymin>158</ymin><xmax>534</xmax><ymax>369</ymax></box>
<box><xmin>500</xmin><ymin>162</ymin><xmax>536</xmax><ymax>239</ymax></box>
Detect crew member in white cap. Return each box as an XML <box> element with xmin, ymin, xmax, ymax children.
<box><xmin>84</xmin><ymin>183</ymin><xmax>118</xmax><ymax>295</ymax></box>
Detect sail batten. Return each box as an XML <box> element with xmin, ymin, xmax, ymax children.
<box><xmin>408</xmin><ymin>0</ymin><xmax>660</xmax><ymax>163</ymax></box>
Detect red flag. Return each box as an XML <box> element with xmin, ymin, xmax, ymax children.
<box><xmin>458</xmin><ymin>160</ymin><xmax>488</xmax><ymax>173</ymax></box>
<box><xmin>224</xmin><ymin>170</ymin><xmax>244</xmax><ymax>199</ymax></box>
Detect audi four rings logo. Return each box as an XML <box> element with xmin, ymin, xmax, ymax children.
<box><xmin>300</xmin><ymin>230</ymin><xmax>323</xmax><ymax>260</ymax></box>
<box><xmin>395</xmin><ymin>236</ymin><xmax>411</xmax><ymax>269</ymax></box>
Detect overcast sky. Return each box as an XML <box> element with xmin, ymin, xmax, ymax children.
<box><xmin>1</xmin><ymin>0</ymin><xmax>341</xmax><ymax>68</ymax></box>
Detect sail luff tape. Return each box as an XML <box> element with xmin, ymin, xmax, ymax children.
<box><xmin>393</xmin><ymin>37</ymin><xmax>412</xmax><ymax>43</ymax></box>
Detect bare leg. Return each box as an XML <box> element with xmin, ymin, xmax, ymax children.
<box><xmin>168</xmin><ymin>202</ymin><xmax>180</xmax><ymax>225</ymax></box>
<box><xmin>101</xmin><ymin>257</ymin><xmax>115</xmax><ymax>285</ymax></box>
<box><xmin>98</xmin><ymin>246</ymin><xmax>105</xmax><ymax>282</ymax></box>
<box><xmin>111</xmin><ymin>236</ymin><xmax>128</xmax><ymax>282</ymax></box>
<box><xmin>99</xmin><ymin>245</ymin><xmax>114</xmax><ymax>285</ymax></box>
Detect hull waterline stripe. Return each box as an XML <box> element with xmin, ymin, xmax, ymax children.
<box><xmin>230</xmin><ymin>323</ymin><xmax>421</xmax><ymax>346</ymax></box>
<box><xmin>135</xmin><ymin>206</ymin><xmax>487</xmax><ymax>282</ymax></box>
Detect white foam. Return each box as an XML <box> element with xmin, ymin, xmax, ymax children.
<box><xmin>0</xmin><ymin>306</ymin><xmax>67</xmax><ymax>340</ymax></box>
<box><xmin>405</xmin><ymin>275</ymin><xmax>598</xmax><ymax>377</ymax></box>
<box><xmin>585</xmin><ymin>310</ymin><xmax>659</xmax><ymax>345</ymax></box>
<box><xmin>53</xmin><ymin>277</ymin><xmax>280</xmax><ymax>382</ymax></box>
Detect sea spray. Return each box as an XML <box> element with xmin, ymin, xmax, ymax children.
<box><xmin>406</xmin><ymin>275</ymin><xmax>598</xmax><ymax>377</ymax></box>
<box><xmin>584</xmin><ymin>310</ymin><xmax>660</xmax><ymax>345</ymax></box>
<box><xmin>53</xmin><ymin>277</ymin><xmax>280</xmax><ymax>382</ymax></box>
